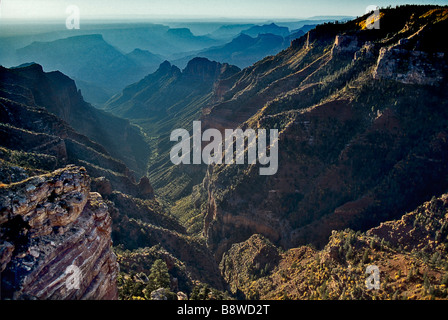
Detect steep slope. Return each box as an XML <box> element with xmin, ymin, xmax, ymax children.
<box><xmin>106</xmin><ymin>58</ymin><xmax>239</xmax><ymax>119</ymax></box>
<box><xmin>15</xmin><ymin>34</ymin><xmax>151</xmax><ymax>102</ymax></box>
<box><xmin>201</xmin><ymin>5</ymin><xmax>448</xmax><ymax>259</ymax></box>
<box><xmin>0</xmin><ymin>92</ymin><xmax>147</xmax><ymax>199</ymax></box>
<box><xmin>126</xmin><ymin>48</ymin><xmax>163</xmax><ymax>73</ymax></box>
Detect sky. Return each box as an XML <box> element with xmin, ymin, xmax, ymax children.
<box><xmin>0</xmin><ymin>0</ymin><xmax>447</xmax><ymax>21</ymax></box>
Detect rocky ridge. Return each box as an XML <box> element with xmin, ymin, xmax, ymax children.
<box><xmin>0</xmin><ymin>63</ymin><xmax>150</xmax><ymax>177</ymax></box>
<box><xmin>0</xmin><ymin>64</ymin><xmax>154</xmax><ymax>200</ymax></box>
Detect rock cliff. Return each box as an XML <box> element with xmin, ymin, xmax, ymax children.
<box><xmin>0</xmin><ymin>165</ymin><xmax>119</xmax><ymax>300</ymax></box>
<box><xmin>373</xmin><ymin>45</ymin><xmax>446</xmax><ymax>85</ymax></box>
<box><xmin>105</xmin><ymin>57</ymin><xmax>240</xmax><ymax>203</ymax></box>
<box><xmin>331</xmin><ymin>34</ymin><xmax>360</xmax><ymax>56</ymax></box>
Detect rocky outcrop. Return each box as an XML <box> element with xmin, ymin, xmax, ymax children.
<box><xmin>331</xmin><ymin>35</ymin><xmax>360</xmax><ymax>56</ymax></box>
<box><xmin>219</xmin><ymin>234</ymin><xmax>280</xmax><ymax>295</ymax></box>
<box><xmin>371</xmin><ymin>8</ymin><xmax>448</xmax><ymax>86</ymax></box>
<box><xmin>137</xmin><ymin>177</ymin><xmax>155</xmax><ymax>199</ymax></box>
<box><xmin>183</xmin><ymin>57</ymin><xmax>228</xmax><ymax>82</ymax></box>
<box><xmin>354</xmin><ymin>41</ymin><xmax>377</xmax><ymax>60</ymax></box>
<box><xmin>0</xmin><ymin>165</ymin><xmax>119</xmax><ymax>300</ymax></box>
<box><xmin>373</xmin><ymin>45</ymin><xmax>446</xmax><ymax>85</ymax></box>
<box><xmin>367</xmin><ymin>193</ymin><xmax>448</xmax><ymax>253</ymax></box>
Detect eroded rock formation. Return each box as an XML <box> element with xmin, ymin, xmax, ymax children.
<box><xmin>0</xmin><ymin>165</ymin><xmax>119</xmax><ymax>300</ymax></box>
<box><xmin>373</xmin><ymin>45</ymin><xmax>446</xmax><ymax>85</ymax></box>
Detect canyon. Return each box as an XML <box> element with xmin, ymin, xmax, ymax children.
<box><xmin>1</xmin><ymin>5</ymin><xmax>448</xmax><ymax>300</ymax></box>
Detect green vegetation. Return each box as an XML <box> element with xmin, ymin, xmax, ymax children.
<box><xmin>221</xmin><ymin>226</ymin><xmax>448</xmax><ymax>300</ymax></box>
<box><xmin>116</xmin><ymin>245</ymin><xmax>231</xmax><ymax>300</ymax></box>
<box><xmin>117</xmin><ymin>251</ymin><xmax>178</xmax><ymax>300</ymax></box>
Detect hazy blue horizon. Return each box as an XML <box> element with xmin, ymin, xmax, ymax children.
<box><xmin>1</xmin><ymin>0</ymin><xmax>447</xmax><ymax>21</ymax></box>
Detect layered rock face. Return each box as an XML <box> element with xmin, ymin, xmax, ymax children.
<box><xmin>373</xmin><ymin>45</ymin><xmax>446</xmax><ymax>85</ymax></box>
<box><xmin>0</xmin><ymin>165</ymin><xmax>119</xmax><ymax>300</ymax></box>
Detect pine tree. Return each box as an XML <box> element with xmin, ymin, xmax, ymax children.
<box><xmin>441</xmin><ymin>272</ymin><xmax>448</xmax><ymax>286</ymax></box>
<box><xmin>345</xmin><ymin>246</ymin><xmax>354</xmax><ymax>261</ymax></box>
<box><xmin>423</xmin><ymin>270</ymin><xmax>430</xmax><ymax>294</ymax></box>
<box><xmin>362</xmin><ymin>250</ymin><xmax>369</xmax><ymax>264</ymax></box>
<box><xmin>145</xmin><ymin>259</ymin><xmax>170</xmax><ymax>295</ymax></box>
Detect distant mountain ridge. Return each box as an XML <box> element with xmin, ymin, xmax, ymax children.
<box><xmin>241</xmin><ymin>23</ymin><xmax>290</xmax><ymax>38</ymax></box>
<box><xmin>2</xmin><ymin>20</ymin><xmax>327</xmax><ymax>107</ymax></box>
<box><xmin>170</xmin><ymin>23</ymin><xmax>321</xmax><ymax>69</ymax></box>
<box><xmin>209</xmin><ymin>24</ymin><xmax>256</xmax><ymax>40</ymax></box>
<box><xmin>126</xmin><ymin>48</ymin><xmax>164</xmax><ymax>69</ymax></box>
<box><xmin>2</xmin><ymin>24</ymin><xmax>224</xmax><ymax>105</ymax></box>
<box><xmin>15</xmin><ymin>34</ymin><xmax>160</xmax><ymax>105</ymax></box>
<box><xmin>171</xmin><ymin>32</ymin><xmax>294</xmax><ymax>69</ymax></box>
